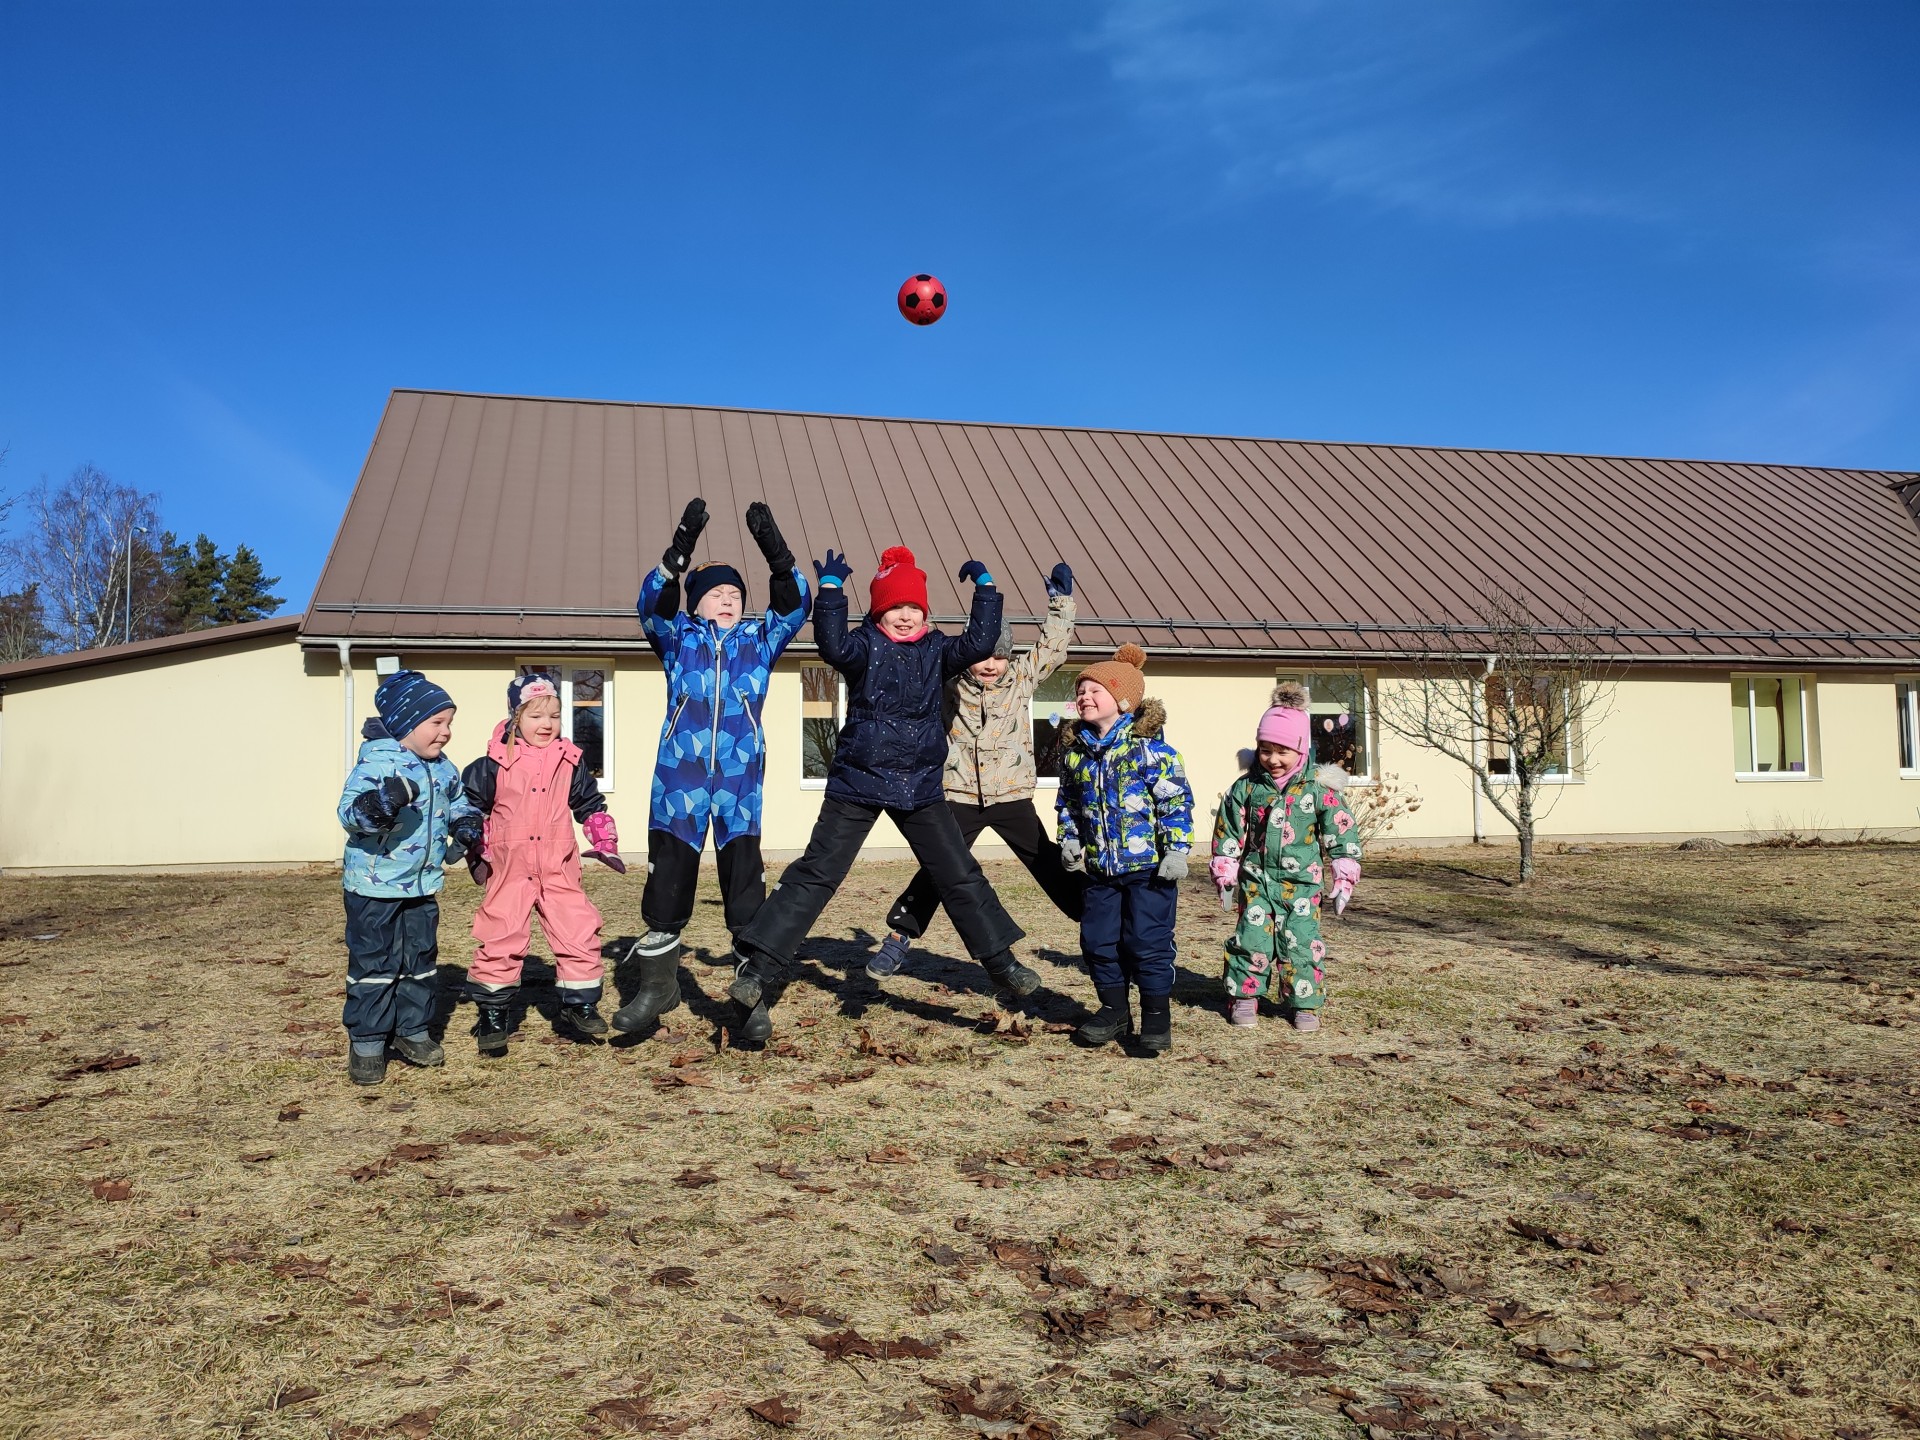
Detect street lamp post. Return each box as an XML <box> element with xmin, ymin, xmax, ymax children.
<box><xmin>123</xmin><ymin>522</ymin><xmax>148</xmax><ymax>645</ymax></box>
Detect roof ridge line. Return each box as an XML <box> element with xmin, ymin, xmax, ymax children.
<box><xmin>384</xmin><ymin>389</ymin><xmax>1917</xmax><ymax>478</ymax></box>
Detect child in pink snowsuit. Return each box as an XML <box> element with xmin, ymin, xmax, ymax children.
<box><xmin>461</xmin><ymin>675</ymin><xmax>620</xmax><ymax>1054</ymax></box>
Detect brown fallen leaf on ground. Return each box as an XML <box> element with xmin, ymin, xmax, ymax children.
<box><xmin>866</xmin><ymin>1144</ymin><xmax>918</xmax><ymax>1164</ymax></box>
<box><xmin>808</xmin><ymin>1326</ymin><xmax>941</xmax><ymax>1360</ymax></box>
<box><xmin>388</xmin><ymin>1407</ymin><xmax>442</xmax><ymax>1439</ymax></box>
<box><xmin>1506</xmin><ymin>1216</ymin><xmax>1605</xmax><ymax>1255</ymax></box>
<box><xmin>57</xmin><ymin>1051</ymin><xmax>142</xmax><ymax>1080</ymax></box>
<box><xmin>89</xmin><ymin>1177</ymin><xmax>131</xmax><ymax>1201</ymax></box>
<box><xmin>1590</xmin><ymin>1280</ymin><xmax>1644</xmax><ymax>1306</ymax></box>
<box><xmin>1260</xmin><ymin>1343</ymin><xmax>1340</xmax><ymax>1377</ymax></box>
<box><xmin>1409</xmin><ymin>1183</ymin><xmax>1459</xmax><ymax>1200</ymax></box>
<box><xmin>650</xmin><ymin>1266</ymin><xmax>696</xmax><ymax>1289</ymax></box>
<box><xmin>277</xmin><ymin>1104</ymin><xmax>304</xmax><ymax>1122</ymax></box>
<box><xmin>272</xmin><ymin>1385</ymin><xmax>321</xmax><ymax>1409</ymax></box>
<box><xmin>586</xmin><ymin>1394</ymin><xmax>691</xmax><ymax>1434</ymax></box>
<box><xmin>240</xmin><ymin>1150</ymin><xmax>276</xmax><ymax>1164</ymax></box>
<box><xmin>745</xmin><ymin>1394</ymin><xmax>801</xmax><ymax>1427</ymax></box>
<box><xmin>1111</xmin><ymin>1406</ymin><xmax>1227</xmax><ymax>1439</ymax></box>
<box><xmin>389</xmin><ymin>1143</ymin><xmax>445</xmax><ymax>1162</ymax></box>
<box><xmin>270</xmin><ymin>1255</ymin><xmax>331</xmax><ymax>1279</ymax></box>
<box><xmin>346</xmin><ymin>1157</ymin><xmax>397</xmax><ymax>1183</ymax></box>
<box><xmin>1486</xmin><ymin>1300</ymin><xmax>1552</xmax><ymax>1331</ymax></box>
<box><xmin>672</xmin><ymin>1168</ymin><xmax>719</xmax><ymax>1188</ymax></box>
<box><xmin>547</xmin><ymin>1202</ymin><xmax>610</xmax><ymax>1230</ymax></box>
<box><xmin>1514</xmin><ymin>1323</ymin><xmax>1593</xmax><ymax>1370</ymax></box>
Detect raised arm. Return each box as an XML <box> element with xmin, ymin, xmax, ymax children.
<box><xmin>1014</xmin><ymin>565</ymin><xmax>1076</xmax><ymax>691</ymax></box>
<box><xmin>746</xmin><ymin>500</ymin><xmax>812</xmax><ymax>658</ymax></box>
<box><xmin>811</xmin><ymin>553</ymin><xmax>869</xmax><ymax>677</ymax></box>
<box><xmin>943</xmin><ymin>561</ymin><xmax>1003</xmax><ymax>677</ymax></box>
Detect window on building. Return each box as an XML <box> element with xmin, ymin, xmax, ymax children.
<box><xmin>514</xmin><ymin>663</ymin><xmax>613</xmax><ymax>789</ymax></box>
<box><xmin>801</xmin><ymin>664</ymin><xmax>843</xmax><ymax>783</ymax></box>
<box><xmin>1273</xmin><ymin>671</ymin><xmax>1373</xmax><ymax>779</ymax></box>
<box><xmin>1898</xmin><ymin>680</ymin><xmax>1918</xmax><ymax>774</ymax></box>
<box><xmin>1484</xmin><ymin>675</ymin><xmax>1575</xmax><ymax>780</ymax></box>
<box><xmin>1032</xmin><ymin>669</ymin><xmax>1078</xmax><ymax>781</ymax></box>
<box><xmin>1731</xmin><ymin>675</ymin><xmax>1810</xmax><ymax>777</ymax></box>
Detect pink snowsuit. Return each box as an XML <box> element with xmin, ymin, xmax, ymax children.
<box><xmin>469</xmin><ymin>722</ymin><xmax>605</xmax><ymax>997</ymax></box>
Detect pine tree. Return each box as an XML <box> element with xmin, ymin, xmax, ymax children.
<box><xmin>0</xmin><ymin>584</ymin><xmax>50</xmax><ymax>664</ymax></box>
<box><xmin>161</xmin><ymin>533</ymin><xmax>226</xmax><ymax>631</ymax></box>
<box><xmin>216</xmin><ymin>544</ymin><xmax>284</xmax><ymax>624</ymax></box>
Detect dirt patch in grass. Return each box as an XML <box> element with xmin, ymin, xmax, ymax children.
<box><xmin>1</xmin><ymin>848</ymin><xmax>1915</xmax><ymax>1438</ymax></box>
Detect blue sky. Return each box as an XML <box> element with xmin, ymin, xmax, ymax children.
<box><xmin>3</xmin><ymin>1</ymin><xmax>1917</xmax><ymax>608</ymax></box>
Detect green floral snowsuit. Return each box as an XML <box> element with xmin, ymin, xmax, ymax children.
<box><xmin>1210</xmin><ymin>764</ymin><xmax>1361</xmax><ymax>1010</ymax></box>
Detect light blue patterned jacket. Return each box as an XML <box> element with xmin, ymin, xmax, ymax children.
<box><xmin>337</xmin><ymin>737</ymin><xmax>480</xmax><ymax>898</ymax></box>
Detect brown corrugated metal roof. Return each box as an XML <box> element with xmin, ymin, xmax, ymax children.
<box><xmin>301</xmin><ymin>390</ymin><xmax>1920</xmax><ymax>663</ymax></box>
<box><xmin>0</xmin><ymin>616</ymin><xmax>302</xmax><ymax>685</ymax></box>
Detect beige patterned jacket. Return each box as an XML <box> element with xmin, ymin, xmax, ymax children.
<box><xmin>941</xmin><ymin>593</ymin><xmax>1075</xmax><ymax>805</ymax></box>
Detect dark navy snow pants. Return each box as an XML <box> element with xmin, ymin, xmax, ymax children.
<box><xmin>1081</xmin><ymin>869</ymin><xmax>1178</xmax><ymax>997</ymax></box>
<box><xmin>342</xmin><ymin>892</ymin><xmax>440</xmax><ymax>1043</ymax></box>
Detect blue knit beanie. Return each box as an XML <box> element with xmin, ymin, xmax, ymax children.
<box><xmin>374</xmin><ymin>670</ymin><xmax>455</xmax><ymax>743</ymax></box>
<box><xmin>686</xmin><ymin>561</ymin><xmax>746</xmax><ymax>614</ymax></box>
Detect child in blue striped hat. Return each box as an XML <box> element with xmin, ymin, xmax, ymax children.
<box><xmin>336</xmin><ymin>669</ymin><xmax>483</xmax><ymax>1086</ymax></box>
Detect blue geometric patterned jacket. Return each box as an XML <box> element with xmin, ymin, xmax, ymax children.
<box><xmin>639</xmin><ymin>563</ymin><xmax>811</xmax><ymax>849</ymax></box>
<box><xmin>337</xmin><ymin>735</ymin><xmax>480</xmax><ymax>898</ymax></box>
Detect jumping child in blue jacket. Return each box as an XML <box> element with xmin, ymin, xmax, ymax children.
<box><xmin>725</xmin><ymin>545</ymin><xmax>1038</xmax><ymax>1044</ymax></box>
<box><xmin>611</xmin><ymin>499</ymin><xmax>810</xmax><ymax>1034</ymax></box>
<box><xmin>336</xmin><ymin>670</ymin><xmax>484</xmax><ymax>1086</ymax></box>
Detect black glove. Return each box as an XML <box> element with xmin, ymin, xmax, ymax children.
<box><xmin>448</xmin><ymin>813</ymin><xmax>485</xmax><ymax>855</ymax></box>
<box><xmin>352</xmin><ymin>775</ymin><xmax>418</xmax><ymax>831</ymax></box>
<box><xmin>1046</xmin><ymin>562</ymin><xmax>1074</xmax><ymax>598</ymax></box>
<box><xmin>662</xmin><ymin>498</ymin><xmax>709</xmax><ymax>576</ymax></box>
<box><xmin>744</xmin><ymin>502</ymin><xmax>793</xmax><ymax>569</ymax></box>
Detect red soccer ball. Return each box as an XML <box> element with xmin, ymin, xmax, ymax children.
<box><xmin>896</xmin><ymin>273</ymin><xmax>947</xmax><ymax>326</ymax></box>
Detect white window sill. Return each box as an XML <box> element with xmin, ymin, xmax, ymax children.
<box><xmin>1485</xmin><ymin>775</ymin><xmax>1582</xmax><ymax>787</ymax></box>
<box><xmin>800</xmin><ymin>779</ymin><xmax>829</xmax><ymax>791</ymax></box>
<box><xmin>1035</xmin><ymin>777</ymin><xmax>1061</xmax><ymax>789</ymax></box>
<box><xmin>1901</xmin><ymin>770</ymin><xmax>1920</xmax><ymax>781</ymax></box>
<box><xmin>1734</xmin><ymin>772</ymin><xmax>1819</xmax><ymax>782</ymax></box>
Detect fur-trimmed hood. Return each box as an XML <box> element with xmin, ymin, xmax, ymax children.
<box><xmin>1067</xmin><ymin>696</ymin><xmax>1166</xmax><ymax>750</ymax></box>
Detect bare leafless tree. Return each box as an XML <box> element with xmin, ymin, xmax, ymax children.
<box><xmin>13</xmin><ymin>465</ymin><xmax>164</xmax><ymax>653</ymax></box>
<box><xmin>1374</xmin><ymin>584</ymin><xmax>1617</xmax><ymax>882</ymax></box>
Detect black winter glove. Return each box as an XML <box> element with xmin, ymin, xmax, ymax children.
<box><xmin>353</xmin><ymin>775</ymin><xmax>418</xmax><ymax>831</ymax></box>
<box><xmin>448</xmin><ymin>813</ymin><xmax>485</xmax><ymax>855</ymax></box>
<box><xmin>744</xmin><ymin>501</ymin><xmax>793</xmax><ymax>569</ymax></box>
<box><xmin>662</xmin><ymin>498</ymin><xmax>709</xmax><ymax>576</ymax></box>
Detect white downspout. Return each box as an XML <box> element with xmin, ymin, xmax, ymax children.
<box><xmin>339</xmin><ymin>642</ymin><xmax>354</xmax><ymax>774</ymax></box>
<box><xmin>1472</xmin><ymin>654</ymin><xmax>1495</xmax><ymax>845</ymax></box>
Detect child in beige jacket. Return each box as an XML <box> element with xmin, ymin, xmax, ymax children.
<box><xmin>867</xmin><ymin>563</ymin><xmax>1082</xmax><ymax>978</ymax></box>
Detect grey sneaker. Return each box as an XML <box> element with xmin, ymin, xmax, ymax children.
<box><xmin>866</xmin><ymin>933</ymin><xmax>911</xmax><ymax>979</ymax></box>
<box><xmin>1290</xmin><ymin>1010</ymin><xmax>1321</xmax><ymax>1032</ymax></box>
<box><xmin>1228</xmin><ymin>998</ymin><xmax>1258</xmax><ymax>1028</ymax></box>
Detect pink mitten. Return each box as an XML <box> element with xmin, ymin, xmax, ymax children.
<box><xmin>1328</xmin><ymin>857</ymin><xmax>1362</xmax><ymax>915</ymax></box>
<box><xmin>584</xmin><ymin>811</ymin><xmax>618</xmax><ymax>854</ymax></box>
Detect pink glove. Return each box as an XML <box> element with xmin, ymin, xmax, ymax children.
<box><xmin>1208</xmin><ymin>855</ymin><xmax>1239</xmax><ymax>913</ymax></box>
<box><xmin>1328</xmin><ymin>857</ymin><xmax>1361</xmax><ymax>915</ymax></box>
<box><xmin>584</xmin><ymin>811</ymin><xmax>618</xmax><ymax>853</ymax></box>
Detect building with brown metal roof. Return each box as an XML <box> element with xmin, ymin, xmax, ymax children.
<box><xmin>4</xmin><ymin>388</ymin><xmax>1919</xmax><ymax>874</ymax></box>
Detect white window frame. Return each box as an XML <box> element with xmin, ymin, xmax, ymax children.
<box><xmin>514</xmin><ymin>659</ymin><xmax>615</xmax><ymax>792</ymax></box>
<box><xmin>1898</xmin><ymin>678</ymin><xmax>1920</xmax><ymax>778</ymax></box>
<box><xmin>1482</xmin><ymin>675</ymin><xmax>1582</xmax><ymax>786</ymax></box>
<box><xmin>1031</xmin><ymin>669</ymin><xmax>1080</xmax><ymax>790</ymax></box>
<box><xmin>1274</xmin><ymin>669</ymin><xmax>1378</xmax><ymax>784</ymax></box>
<box><xmin>799</xmin><ymin>665</ymin><xmax>846</xmax><ymax>790</ymax></box>
<box><xmin>1731</xmin><ymin>673</ymin><xmax>1815</xmax><ymax>782</ymax></box>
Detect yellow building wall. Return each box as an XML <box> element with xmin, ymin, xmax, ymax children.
<box><xmin>4</xmin><ymin>642</ymin><xmax>1915</xmax><ymax>873</ymax></box>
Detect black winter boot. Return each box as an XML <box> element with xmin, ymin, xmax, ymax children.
<box><xmin>391</xmin><ymin>1033</ymin><xmax>445</xmax><ymax>1067</ymax></box>
<box><xmin>474</xmin><ymin>1002</ymin><xmax>512</xmax><ymax>1057</ymax></box>
<box><xmin>726</xmin><ymin>952</ymin><xmax>776</xmax><ymax>1011</ymax></box>
<box><xmin>983</xmin><ymin>952</ymin><xmax>1042</xmax><ymax>999</ymax></box>
<box><xmin>1138</xmin><ymin>993</ymin><xmax>1172</xmax><ymax>1054</ymax></box>
<box><xmin>348</xmin><ymin>1048</ymin><xmax>388</xmax><ymax>1086</ymax></box>
<box><xmin>611</xmin><ymin>937</ymin><xmax>683</xmax><ymax>1033</ymax></box>
<box><xmin>1074</xmin><ymin>986</ymin><xmax>1133</xmax><ymax>1047</ymax></box>
<box><xmin>559</xmin><ymin>999</ymin><xmax>608</xmax><ymax>1037</ymax></box>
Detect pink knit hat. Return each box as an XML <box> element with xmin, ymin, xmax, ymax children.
<box><xmin>1256</xmin><ymin>681</ymin><xmax>1311</xmax><ymax>752</ymax></box>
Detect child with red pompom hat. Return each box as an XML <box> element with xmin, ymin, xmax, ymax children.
<box><xmin>725</xmin><ymin>546</ymin><xmax>1040</xmax><ymax>1044</ymax></box>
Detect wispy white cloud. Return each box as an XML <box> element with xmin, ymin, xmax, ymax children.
<box><xmin>169</xmin><ymin>377</ymin><xmax>346</xmax><ymax>526</ymax></box>
<box><xmin>1081</xmin><ymin>0</ymin><xmax>1646</xmax><ymax>225</ymax></box>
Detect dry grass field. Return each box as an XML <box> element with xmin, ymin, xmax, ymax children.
<box><xmin>1</xmin><ymin>845</ymin><xmax>1916</xmax><ymax>1440</ymax></box>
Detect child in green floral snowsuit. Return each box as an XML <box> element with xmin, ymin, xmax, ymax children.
<box><xmin>1210</xmin><ymin>683</ymin><xmax>1362</xmax><ymax>1032</ymax></box>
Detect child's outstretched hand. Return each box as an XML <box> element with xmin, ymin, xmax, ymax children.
<box><xmin>1328</xmin><ymin>857</ymin><xmax>1361</xmax><ymax>915</ymax></box>
<box><xmin>956</xmin><ymin>560</ymin><xmax>994</xmax><ymax>587</ymax></box>
<box><xmin>744</xmin><ymin>502</ymin><xmax>793</xmax><ymax>568</ymax></box>
<box><xmin>1045</xmin><ymin>562</ymin><xmax>1074</xmax><ymax>598</ymax></box>
<box><xmin>815</xmin><ymin>550</ymin><xmax>852</xmax><ymax>587</ymax></box>
<box><xmin>352</xmin><ymin>775</ymin><xmax>418</xmax><ymax>831</ymax></box>
<box><xmin>663</xmin><ymin>498</ymin><xmax>709</xmax><ymax>575</ymax></box>
<box><xmin>1060</xmin><ymin>836</ymin><xmax>1085</xmax><ymax>873</ymax></box>
<box><xmin>1156</xmin><ymin>851</ymin><xmax>1189</xmax><ymax>882</ymax></box>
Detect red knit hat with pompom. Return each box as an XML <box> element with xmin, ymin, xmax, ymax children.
<box><xmin>1076</xmin><ymin>643</ymin><xmax>1148</xmax><ymax>714</ymax></box>
<box><xmin>868</xmin><ymin>545</ymin><xmax>930</xmax><ymax>618</ymax></box>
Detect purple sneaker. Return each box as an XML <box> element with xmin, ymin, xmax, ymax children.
<box><xmin>1289</xmin><ymin>1010</ymin><xmax>1321</xmax><ymax>1032</ymax></box>
<box><xmin>1228</xmin><ymin>998</ymin><xmax>1258</xmax><ymax>1028</ymax></box>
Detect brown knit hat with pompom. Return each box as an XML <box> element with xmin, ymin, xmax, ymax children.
<box><xmin>1077</xmin><ymin>643</ymin><xmax>1148</xmax><ymax>714</ymax></box>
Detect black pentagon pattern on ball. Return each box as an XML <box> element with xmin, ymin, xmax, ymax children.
<box><xmin>902</xmin><ymin>293</ymin><xmax>920</xmax><ymax>309</ymax></box>
<box><xmin>915</xmin><ymin>273</ymin><xmax>932</xmax><ymax>281</ymax></box>
<box><xmin>932</xmin><ymin>293</ymin><xmax>944</xmax><ymax>308</ymax></box>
